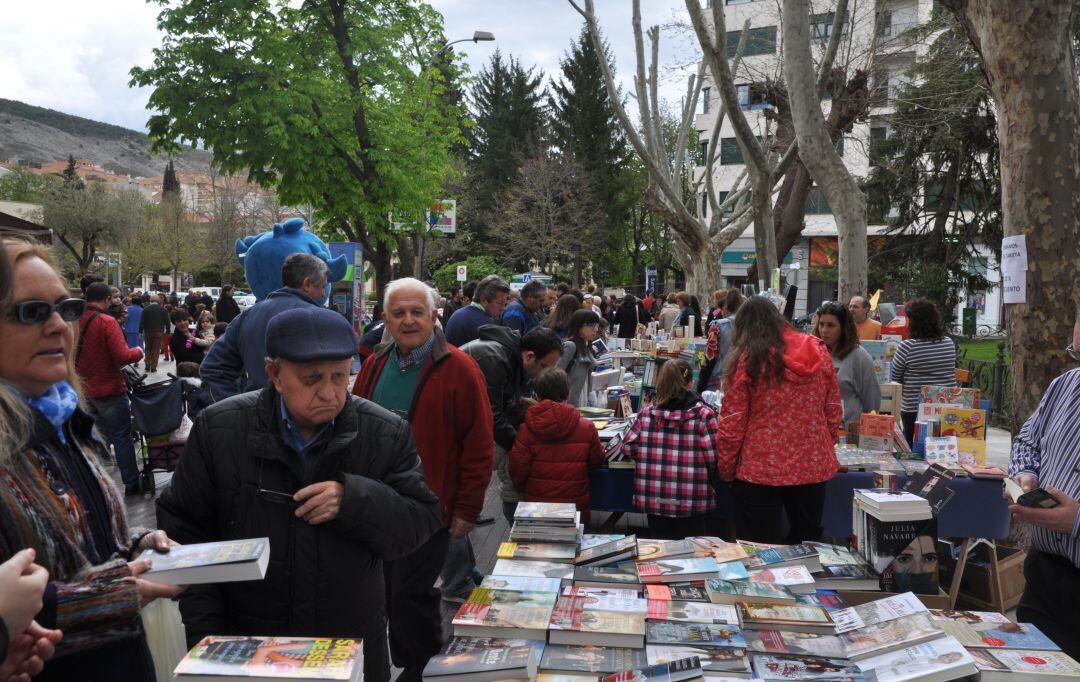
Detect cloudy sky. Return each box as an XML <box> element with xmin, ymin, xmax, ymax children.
<box><xmin>0</xmin><ymin>0</ymin><xmax>700</xmax><ymax>133</ymax></box>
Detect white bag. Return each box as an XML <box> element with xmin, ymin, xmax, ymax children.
<box><xmin>141</xmin><ymin>598</ymin><xmax>188</xmax><ymax>681</ymax></box>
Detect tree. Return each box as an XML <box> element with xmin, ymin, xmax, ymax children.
<box><xmin>549</xmin><ymin>28</ymin><xmax>633</xmax><ymax>281</ymax></box>
<box><xmin>432</xmin><ymin>255</ymin><xmax>512</xmax><ymax>296</ymax></box>
<box><xmin>42</xmin><ymin>183</ymin><xmax>145</xmax><ymax>278</ymax></box>
<box><xmin>130</xmin><ymin>0</ymin><xmax>465</xmax><ymax>299</ymax></box>
<box><xmin>466</xmin><ymin>51</ymin><xmax>548</xmax><ymax>243</ymax></box>
<box><xmin>0</xmin><ymin>168</ymin><xmax>62</xmax><ymax>202</ymax></box>
<box><xmin>162</xmin><ymin>160</ymin><xmax>180</xmax><ymax>196</ymax></box>
<box><xmin>940</xmin><ymin>0</ymin><xmax>1080</xmax><ymax>427</ymax></box>
<box><xmin>61</xmin><ymin>155</ymin><xmax>83</xmax><ymax>189</ymax></box>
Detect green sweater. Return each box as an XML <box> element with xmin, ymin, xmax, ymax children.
<box><xmin>371</xmin><ymin>350</ymin><xmax>425</xmax><ymax>420</ymax></box>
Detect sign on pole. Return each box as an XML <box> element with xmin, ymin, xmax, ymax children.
<box><xmin>456</xmin><ymin>265</ymin><xmax>468</xmax><ymax>282</ymax></box>
<box><xmin>645</xmin><ymin>265</ymin><xmax>658</xmax><ymax>293</ymax></box>
<box><xmin>429</xmin><ymin>200</ymin><xmax>457</xmax><ymax>235</ymax></box>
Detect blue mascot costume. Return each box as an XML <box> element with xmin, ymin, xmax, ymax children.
<box><xmin>200</xmin><ymin>217</ymin><xmax>349</xmax><ymax>401</ymax></box>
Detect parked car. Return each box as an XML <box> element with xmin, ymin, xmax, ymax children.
<box><xmin>234</xmin><ymin>291</ymin><xmax>257</xmax><ymax>309</ymax></box>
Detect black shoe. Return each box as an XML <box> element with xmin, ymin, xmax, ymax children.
<box><xmin>474</xmin><ymin>515</ymin><xmax>495</xmax><ymax>526</ymax></box>
<box><xmin>125</xmin><ymin>484</ymin><xmax>142</xmax><ymax>496</ymax></box>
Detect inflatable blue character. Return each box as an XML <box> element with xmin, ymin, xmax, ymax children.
<box><xmin>235</xmin><ymin>217</ymin><xmax>348</xmax><ymax>301</ymax></box>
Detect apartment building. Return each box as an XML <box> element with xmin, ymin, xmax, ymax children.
<box><xmin>692</xmin><ymin>0</ymin><xmax>1000</xmax><ymax>326</ymax></box>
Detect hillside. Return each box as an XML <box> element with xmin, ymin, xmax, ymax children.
<box><xmin>0</xmin><ymin>98</ymin><xmax>211</xmax><ymax>178</ymax></box>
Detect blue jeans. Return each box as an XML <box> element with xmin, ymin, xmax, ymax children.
<box><xmin>440</xmin><ymin>535</ymin><xmax>481</xmax><ymax>598</ymax></box>
<box><xmin>90</xmin><ymin>395</ymin><xmax>140</xmax><ymax>489</ymax></box>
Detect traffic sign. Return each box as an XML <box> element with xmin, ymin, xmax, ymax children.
<box><xmin>456</xmin><ymin>265</ymin><xmax>467</xmax><ymax>282</ymax></box>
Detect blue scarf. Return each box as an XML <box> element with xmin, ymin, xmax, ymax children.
<box><xmin>24</xmin><ymin>380</ymin><xmax>80</xmax><ymax>444</ymax></box>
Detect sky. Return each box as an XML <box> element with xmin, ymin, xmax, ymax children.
<box><xmin>0</xmin><ymin>0</ymin><xmax>700</xmax><ymax>134</ymax></box>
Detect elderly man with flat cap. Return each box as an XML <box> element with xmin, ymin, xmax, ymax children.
<box><xmin>157</xmin><ymin>306</ymin><xmax>441</xmax><ymax>682</ymax></box>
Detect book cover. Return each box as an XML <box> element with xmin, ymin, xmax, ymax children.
<box><xmin>688</xmin><ymin>537</ymin><xmax>748</xmax><ymax>563</ymax></box>
<box><xmin>575</xmin><ymin>536</ymin><xmax>638</xmax><ymax>566</ymax></box>
<box><xmin>859</xmin><ymin>413</ymin><xmax>895</xmax><ymax>453</ymax></box>
<box><xmin>646</xmin><ymin>600</ymin><xmax>738</xmax><ymax>625</ymax></box>
<box><xmin>736</xmin><ymin>604</ymin><xmax>833</xmax><ymax>630</ymax></box>
<box><xmin>853</xmin><ymin>636</ymin><xmax>976</xmax><ymax>681</ymax></box>
<box><xmin>580</xmin><ymin>534</ymin><xmax>627</xmax><ymax>551</ymax></box>
<box><xmin>751</xmin><ymin>654</ymin><xmax>862</xmax><ymax>680</ymax></box>
<box><xmin>876</xmin><ymin>519</ymin><xmax>940</xmax><ymax>594</ymax></box>
<box><xmin>539</xmin><ymin>645</ymin><xmax>646</xmax><ymax>674</ymax></box>
<box><xmin>956</xmin><ymin>437</ymin><xmax>987</xmax><ymax>467</ymax></box>
<box><xmin>492</xmin><ymin>559</ymin><xmax>574</xmax><ymax>581</ymax></box>
<box><xmin>747</xmin><ymin>565</ymin><xmax>815</xmax><ymax>590</ymax></box>
<box><xmin>645</xmin><ymin>645</ymin><xmax>752</xmax><ymax>677</ymax></box>
<box><xmin>600</xmin><ymin>657</ymin><xmax>703</xmax><ymax>682</ymax></box>
<box><xmin>645</xmin><ymin>582</ymin><xmax>709</xmax><ymax>603</ymax></box>
<box><xmin>928</xmin><ymin>609</ymin><xmax>1011</xmax><ymax>625</ymax></box>
<box><xmin>940</xmin><ymin>621</ymin><xmax>1061</xmax><ymax>651</ymax></box>
<box><xmin>480</xmin><ymin>575</ymin><xmax>562</xmax><ymax>593</ymax></box>
<box><xmin>457</xmin><ymin>587</ymin><xmax>558</xmax><ymax>610</ymax></box>
<box><xmin>838</xmin><ymin>612</ymin><xmax>943</xmax><ymax>661</ymax></box>
<box><xmin>635</xmin><ymin>539</ymin><xmax>700</xmax><ymax>562</ymax></box>
<box><xmin>140</xmin><ymin>538</ymin><xmax>270</xmax><ymax>585</ymax></box>
<box><xmin>939</xmin><ymin>408</ymin><xmax>986</xmax><ymax>440</ymax></box>
<box><xmin>743</xmin><ymin>629</ymin><xmax>847</xmax><ymax>659</ymax></box>
<box><xmin>572</xmin><ymin>593</ymin><xmax>648</xmax><ymax>614</ymax></box>
<box><xmin>174</xmin><ymin>636</ymin><xmax>361</xmax><ymax>680</ymax></box>
<box><xmin>981</xmin><ymin>649</ymin><xmax>1080</xmax><ymax>675</ymax></box>
<box><xmin>832</xmin><ymin>592</ymin><xmax>928</xmax><ymax>633</ymax></box>
<box><xmin>794</xmin><ymin>590</ymin><xmax>847</xmax><ymax>613</ymax></box>
<box><xmin>498</xmin><ymin>542</ymin><xmax>577</xmax><ymax>563</ymax></box>
<box><xmin>637</xmin><ymin>558</ymin><xmax>718</xmax><ymax>582</ymax></box>
<box><xmin>900</xmin><ymin>465</ymin><xmax>955</xmax><ymax>516</ymax></box>
<box><xmin>563</xmin><ymin>586</ymin><xmax>642</xmax><ymax>601</ymax></box>
<box><xmin>573</xmin><ymin>563</ymin><xmax>640</xmax><ymax>586</ymax></box>
<box><xmin>716</xmin><ymin>560</ymin><xmax>750</xmax><ymax>581</ymax></box>
<box><xmin>423</xmin><ymin>639</ymin><xmax>542</xmax><ymax>679</ymax></box>
<box><xmin>923</xmin><ymin>436</ymin><xmax>959</xmax><ymax>466</ymax></box>
<box><xmin>806</xmin><ymin>542</ymin><xmax>862</xmax><ymax>568</ymax></box>
<box><xmin>704</xmin><ymin>578</ymin><xmax>795</xmax><ymax>604</ymax></box>
<box><xmin>514</xmin><ymin>502</ymin><xmax>578</xmax><ymax>524</ymax></box>
<box><xmin>919</xmin><ymin>385</ymin><xmax>980</xmax><ymax>408</ymax></box>
<box><xmin>744</xmin><ymin>543</ymin><xmax>819</xmax><ymax>570</ymax></box>
<box><xmin>644</xmin><ymin>621</ymin><xmax>746</xmax><ymax>648</ymax></box>
<box><xmin>549</xmin><ymin>596</ymin><xmax>646</xmax><ymax>636</ymax></box>
<box><xmin>917</xmin><ymin>401</ymin><xmax>963</xmax><ymax>422</ymax></box>
<box><xmin>452</xmin><ymin>603</ymin><xmax>554</xmax><ymax>632</ymax></box>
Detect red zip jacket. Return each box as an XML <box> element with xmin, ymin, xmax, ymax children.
<box><xmin>508</xmin><ymin>399</ymin><xmax>604</xmax><ymax>523</ymax></box>
<box><xmin>353</xmin><ymin>329</ymin><xmax>493</xmax><ymax>526</ymax></box>
<box><xmin>76</xmin><ymin>306</ymin><xmax>143</xmax><ymax>399</ymax></box>
<box><xmin>716</xmin><ymin>328</ymin><xmax>843</xmax><ymax>486</ymax></box>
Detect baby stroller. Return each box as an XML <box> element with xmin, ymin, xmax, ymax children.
<box><xmin>123</xmin><ymin>365</ymin><xmax>191</xmax><ymax>495</ymax></box>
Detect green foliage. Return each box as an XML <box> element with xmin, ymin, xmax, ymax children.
<box><xmin>0</xmin><ymin>167</ymin><xmax>61</xmax><ymax>202</ymax></box>
<box><xmin>130</xmin><ymin>0</ymin><xmax>465</xmax><ymax>255</ymax></box>
<box><xmin>432</xmin><ymin>255</ymin><xmax>512</xmax><ymax>295</ymax></box>
<box><xmin>42</xmin><ymin>182</ymin><xmax>147</xmax><ymax>276</ymax></box>
<box><xmin>162</xmin><ymin>160</ymin><xmax>180</xmax><ymax>196</ymax></box>
<box><xmin>61</xmin><ymin>155</ymin><xmax>83</xmax><ymax>189</ymax></box>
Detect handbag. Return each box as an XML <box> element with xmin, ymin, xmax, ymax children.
<box><xmin>141</xmin><ymin>598</ymin><xmax>188</xmax><ymax>680</ymax></box>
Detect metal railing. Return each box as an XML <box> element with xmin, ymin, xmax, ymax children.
<box><xmin>955</xmin><ymin>340</ymin><xmax>1012</xmax><ymax>430</ymax></box>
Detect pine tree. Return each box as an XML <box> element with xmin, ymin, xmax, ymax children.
<box><xmin>162</xmin><ymin>159</ymin><xmax>180</xmax><ymax>197</ymax></box>
<box><xmin>468</xmin><ymin>50</ymin><xmax>548</xmax><ymax>242</ymax></box>
<box><xmin>549</xmin><ymin>28</ymin><xmax>632</xmax><ymax>280</ymax></box>
<box><xmin>61</xmin><ymin>154</ymin><xmax>84</xmax><ymax>189</ymax></box>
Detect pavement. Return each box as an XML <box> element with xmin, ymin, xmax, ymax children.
<box><xmin>985</xmin><ymin>425</ymin><xmax>1013</xmax><ymax>471</ymax></box>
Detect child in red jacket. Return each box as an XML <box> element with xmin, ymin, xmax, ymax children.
<box><xmin>509</xmin><ymin>367</ymin><xmax>605</xmax><ymax>523</ymax></box>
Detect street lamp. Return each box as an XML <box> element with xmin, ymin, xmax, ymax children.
<box><xmin>434</xmin><ymin>30</ymin><xmax>496</xmax><ymax>60</ymax></box>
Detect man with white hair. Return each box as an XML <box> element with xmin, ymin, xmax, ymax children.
<box><xmin>352</xmin><ymin>277</ymin><xmax>494</xmax><ymax>681</ymax></box>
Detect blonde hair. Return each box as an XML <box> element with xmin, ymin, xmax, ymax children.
<box><xmin>0</xmin><ymin>238</ymin><xmax>83</xmax><ymax>466</ymax></box>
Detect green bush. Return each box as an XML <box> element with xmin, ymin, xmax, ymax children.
<box><xmin>432</xmin><ymin>255</ymin><xmax>513</xmax><ymax>294</ymax></box>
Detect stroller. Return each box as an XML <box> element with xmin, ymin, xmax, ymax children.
<box><xmin>123</xmin><ymin>365</ymin><xmax>193</xmax><ymax>495</ymax></box>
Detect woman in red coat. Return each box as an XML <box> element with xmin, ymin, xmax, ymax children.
<box><xmin>509</xmin><ymin>368</ymin><xmax>605</xmax><ymax>523</ymax></box>
<box><xmin>715</xmin><ymin>296</ymin><xmax>842</xmax><ymax>545</ymax></box>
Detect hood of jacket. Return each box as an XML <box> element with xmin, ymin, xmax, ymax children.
<box><xmin>265</xmin><ymin>287</ymin><xmax>318</xmax><ymax>305</ymax></box>
<box><xmin>524</xmin><ymin>399</ymin><xmax>582</xmax><ymax>441</ymax></box>
<box><xmin>781</xmin><ymin>327</ymin><xmax>827</xmax><ymax>383</ymax></box>
<box><xmin>647</xmin><ymin>390</ymin><xmax>708</xmax><ymax>427</ymax></box>
<box><xmin>477</xmin><ymin>323</ymin><xmax>521</xmax><ymax>354</ymax></box>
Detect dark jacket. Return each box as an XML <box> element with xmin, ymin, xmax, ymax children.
<box><xmin>157</xmin><ymin>388</ymin><xmax>441</xmax><ymax>682</ymax></box>
<box><xmin>170</xmin><ymin>329</ymin><xmax>206</xmax><ymax>364</ymax></box>
<box><xmin>444</xmin><ymin>304</ymin><xmax>495</xmax><ymax>348</ymax></box>
<box><xmin>139</xmin><ymin>302</ymin><xmax>169</xmax><ymax>334</ymax></box>
<box><xmin>200</xmin><ymin>287</ymin><xmax>320</xmax><ymax>401</ymax></box>
<box><xmin>354</xmin><ymin>328</ymin><xmax>494</xmax><ymax>525</ymax></box>
<box><xmin>460</xmin><ymin>324</ymin><xmax>526</xmax><ymax>451</ymax></box>
<box><xmin>508</xmin><ymin>400</ymin><xmax>604</xmax><ymax>522</ymax></box>
<box><xmin>501</xmin><ymin>300</ymin><xmax>540</xmax><ymax>335</ymax></box>
<box><xmin>614</xmin><ymin>302</ymin><xmax>648</xmax><ymax>339</ymax></box>
<box><xmin>214</xmin><ymin>294</ymin><xmax>241</xmax><ymax>324</ymax></box>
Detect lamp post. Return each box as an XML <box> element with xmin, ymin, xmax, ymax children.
<box><xmin>412</xmin><ymin>30</ymin><xmax>495</xmax><ymax>280</ymax></box>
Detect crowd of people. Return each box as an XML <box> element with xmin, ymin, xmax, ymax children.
<box><xmin>0</xmin><ymin>236</ymin><xmax>1077</xmax><ymax>682</ymax></box>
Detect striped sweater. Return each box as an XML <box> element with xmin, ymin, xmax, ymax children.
<box><xmin>0</xmin><ymin>407</ymin><xmax>147</xmax><ymax>657</ymax></box>
<box><xmin>891</xmin><ymin>337</ymin><xmax>957</xmax><ymax>412</ymax></box>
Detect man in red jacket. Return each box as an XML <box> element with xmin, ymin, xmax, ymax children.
<box><xmin>352</xmin><ymin>277</ymin><xmax>493</xmax><ymax>682</ymax></box>
<box><xmin>76</xmin><ymin>283</ymin><xmax>145</xmax><ymax>494</ymax></box>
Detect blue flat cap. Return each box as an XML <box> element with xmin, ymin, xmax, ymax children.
<box><xmin>266</xmin><ymin>306</ymin><xmax>357</xmax><ymax>362</ymax></box>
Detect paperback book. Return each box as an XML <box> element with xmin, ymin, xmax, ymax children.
<box><xmin>600</xmin><ymin>657</ymin><xmax>703</xmax><ymax>682</ymax></box>
<box><xmin>832</xmin><ymin>592</ymin><xmax>928</xmax><ymax>634</ymax></box>
<box><xmin>480</xmin><ymin>575</ymin><xmax>562</xmax><ymax>594</ymax></box>
<box><xmin>811</xmin><ymin>564</ymin><xmax>879</xmax><ymax>591</ymax></box>
<box><xmin>492</xmin><ymin>559</ymin><xmax>575</xmax><ymax>582</ymax></box>
<box><xmin>539</xmin><ymin>645</ymin><xmax>647</xmax><ymax>675</ymax></box>
<box><xmin>174</xmin><ymin>636</ymin><xmax>362</xmax><ymax>681</ymax></box>
<box><xmin>637</xmin><ymin>557</ymin><xmax>719</xmax><ymax>584</ymax></box>
<box><xmin>451</xmin><ymin>588</ymin><xmax>556</xmax><ymax>640</ymax></box>
<box><xmin>704</xmin><ymin>578</ymin><xmax>796</xmax><ymax>605</ymax></box>
<box><xmin>140</xmin><ymin>537</ymin><xmax>270</xmax><ymax>586</ymax></box>
<box><xmin>573</xmin><ymin>563</ymin><xmax>641</xmax><ymax>589</ymax></box>
<box><xmin>644</xmin><ymin>621</ymin><xmax>746</xmax><ymax>649</ymax></box>
<box><xmin>746</xmin><ymin>565</ymin><xmax>816</xmax><ymax>594</ymax></box>
<box><xmin>837</xmin><ymin>611</ymin><xmax>944</xmax><ymax>661</ymax></box>
<box><xmin>646</xmin><ymin>582</ymin><xmax>710</xmax><ymax>603</ymax></box>
<box><xmin>635</xmin><ymin>539</ymin><xmax>702</xmax><ymax>562</ymax></box>
<box><xmin>743</xmin><ymin>543</ymin><xmax>822</xmax><ymax>573</ymax></box>
<box><xmin>688</xmin><ymin>537</ymin><xmax>749</xmax><ymax>564</ymax></box>
<box><xmin>751</xmin><ymin>654</ymin><xmax>863</xmax><ymax>680</ymax></box>
<box><xmin>514</xmin><ymin>502</ymin><xmax>579</xmax><ymax>525</ymax></box>
<box><xmin>734</xmin><ymin>603</ymin><xmax>835</xmax><ymax>634</ymax></box>
<box><xmin>938</xmin><ymin>407</ymin><xmax>986</xmax><ymax>440</ymax></box>
<box><xmin>575</xmin><ymin>536</ymin><xmax>638</xmax><ymax>566</ymax></box>
<box><xmin>422</xmin><ymin>638</ymin><xmax>544</xmax><ymax>682</ymax></box>
<box><xmin>580</xmin><ymin>534</ymin><xmax>627</xmax><ymax>551</ymax></box>
<box><xmin>970</xmin><ymin>648</ymin><xmax>1080</xmax><ymax>680</ymax></box>
<box><xmin>548</xmin><ymin>596</ymin><xmax>646</xmax><ymax>648</ymax></box>
<box><xmin>646</xmin><ymin>601</ymin><xmax>738</xmax><ymax>625</ymax></box>
<box><xmin>938</xmin><ymin>621</ymin><xmax>1061</xmax><ymax>651</ymax></box>
<box><xmin>794</xmin><ymin>590</ymin><xmax>847</xmax><ymax>613</ymax></box>
<box><xmin>743</xmin><ymin>629</ymin><xmax>847</xmax><ymax>660</ymax></box>
<box><xmin>497</xmin><ymin>542</ymin><xmax>577</xmax><ymax>563</ymax></box>
<box><xmin>645</xmin><ymin>645</ymin><xmax>753</xmax><ymax>678</ymax></box>
<box><xmin>563</xmin><ymin>586</ymin><xmax>643</xmax><ymax>601</ymax></box>
<box><xmin>853</xmin><ymin>635</ymin><xmax>977</xmax><ymax>682</ymax></box>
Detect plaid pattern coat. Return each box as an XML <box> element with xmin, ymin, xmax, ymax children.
<box><xmin>621</xmin><ymin>392</ymin><xmax>719</xmax><ymax>517</ymax></box>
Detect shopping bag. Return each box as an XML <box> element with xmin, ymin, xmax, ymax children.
<box><xmin>141</xmin><ymin>598</ymin><xmax>188</xmax><ymax>680</ymax></box>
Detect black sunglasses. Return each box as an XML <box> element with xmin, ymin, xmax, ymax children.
<box><xmin>8</xmin><ymin>298</ymin><xmax>85</xmax><ymax>325</ymax></box>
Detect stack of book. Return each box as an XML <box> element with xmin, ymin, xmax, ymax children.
<box><xmin>852</xmin><ymin>488</ymin><xmax>940</xmax><ymax>595</ymax></box>
<box><xmin>509</xmin><ymin>502</ymin><xmax>583</xmax><ymax>546</ymax></box>
<box><xmin>806</xmin><ymin>541</ymin><xmax>878</xmax><ymax>591</ymax></box>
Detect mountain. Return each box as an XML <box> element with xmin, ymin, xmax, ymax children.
<box><xmin>0</xmin><ymin>98</ymin><xmax>211</xmax><ymax>178</ymax></box>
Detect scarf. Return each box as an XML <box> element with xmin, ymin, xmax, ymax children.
<box><xmin>24</xmin><ymin>380</ymin><xmax>79</xmax><ymax>444</ymax></box>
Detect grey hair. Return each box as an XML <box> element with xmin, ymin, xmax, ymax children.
<box><xmin>475</xmin><ymin>274</ymin><xmax>511</xmax><ymax>303</ymax></box>
<box><xmin>383</xmin><ymin>277</ymin><xmax>439</xmax><ymax>314</ymax></box>
<box><xmin>281</xmin><ymin>253</ymin><xmax>329</xmax><ymax>289</ymax></box>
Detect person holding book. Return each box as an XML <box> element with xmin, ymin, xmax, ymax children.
<box><xmin>0</xmin><ymin>238</ymin><xmax>183</xmax><ymax>681</ymax></box>
<box><xmin>351</xmin><ymin>278</ymin><xmax>494</xmax><ymax>679</ymax></box>
<box><xmin>715</xmin><ymin>296</ymin><xmax>843</xmax><ymax>545</ymax></box>
<box><xmin>157</xmin><ymin>306</ymin><xmax>442</xmax><ymax>682</ymax></box>
<box><xmin>813</xmin><ymin>301</ymin><xmax>881</xmax><ymax>430</ymax></box>
<box><xmin>891</xmin><ymin>298</ymin><xmax>957</xmax><ymax>446</ymax></box>
<box><xmin>620</xmin><ymin>359</ymin><xmax>720</xmax><ymax>539</ymax></box>
<box><xmin>509</xmin><ymin>367</ymin><xmax>605</xmax><ymax>523</ymax></box>
<box><xmin>558</xmin><ymin>310</ymin><xmax>601</xmax><ymax>407</ymax></box>
<box><xmin>1006</xmin><ymin>314</ymin><xmax>1080</xmax><ymax>659</ymax></box>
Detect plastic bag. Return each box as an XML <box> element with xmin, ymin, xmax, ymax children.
<box><xmin>141</xmin><ymin>598</ymin><xmax>188</xmax><ymax>680</ymax></box>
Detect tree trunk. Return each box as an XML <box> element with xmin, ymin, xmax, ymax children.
<box><xmin>684</xmin><ymin>244</ymin><xmax>724</xmax><ymax>305</ymax></box>
<box><xmin>943</xmin><ymin>0</ymin><xmax>1080</xmax><ymax>428</ymax></box>
<box><xmin>751</xmin><ymin>169</ymin><xmax>778</xmax><ymax>291</ymax></box>
<box><xmin>782</xmin><ymin>0</ymin><xmax>867</xmax><ymax>304</ymax></box>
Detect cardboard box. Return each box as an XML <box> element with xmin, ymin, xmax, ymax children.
<box><xmin>837</xmin><ymin>588</ymin><xmax>951</xmax><ymax>610</ymax></box>
<box><xmin>939</xmin><ymin>542</ymin><xmax>1026</xmax><ymax>611</ymax></box>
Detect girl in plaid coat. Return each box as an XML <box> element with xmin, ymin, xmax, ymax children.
<box><xmin>621</xmin><ymin>359</ymin><xmax>720</xmax><ymax>539</ymax></box>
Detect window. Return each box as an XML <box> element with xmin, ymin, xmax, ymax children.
<box><xmin>698</xmin><ymin>139</ymin><xmax>709</xmax><ymax>166</ymax></box>
<box><xmin>736</xmin><ymin>84</ymin><xmax>750</xmax><ymax>109</ymax></box>
<box><xmin>810</xmin><ymin>12</ymin><xmax>848</xmax><ymax>42</ymax></box>
<box><xmin>702</xmin><ymin>86</ymin><xmax>711</xmax><ymax>114</ymax></box>
<box><xmin>716</xmin><ymin>191</ymin><xmax>736</xmax><ymax>216</ymax></box>
<box><xmin>725</xmin><ymin>26</ymin><xmax>777</xmax><ymax>58</ymax></box>
<box><xmin>869</xmin><ymin>127</ymin><xmax>888</xmax><ymax>167</ymax></box>
<box><xmin>739</xmin><ymin>83</ymin><xmax>772</xmax><ymax>110</ymax></box>
<box><xmin>726</xmin><ymin>0</ymin><xmax>756</xmax><ymax>4</ymax></box>
<box><xmin>805</xmin><ymin>187</ymin><xmax>833</xmax><ymax>215</ymax></box>
<box><xmin>878</xmin><ymin>10</ymin><xmax>894</xmax><ymax>36</ymax></box>
<box><xmin>720</xmin><ymin>137</ymin><xmax>744</xmax><ymax>165</ymax></box>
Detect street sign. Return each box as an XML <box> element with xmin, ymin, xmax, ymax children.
<box><xmin>522</xmin><ymin>273</ymin><xmax>532</xmax><ymax>282</ymax></box>
<box><xmin>456</xmin><ymin>265</ymin><xmax>467</xmax><ymax>282</ymax></box>
<box><xmin>429</xmin><ymin>200</ymin><xmax>457</xmax><ymax>235</ymax></box>
<box><xmin>645</xmin><ymin>265</ymin><xmax>657</xmax><ymax>293</ymax></box>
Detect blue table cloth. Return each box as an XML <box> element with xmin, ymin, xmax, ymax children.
<box><xmin>589</xmin><ymin>468</ymin><xmax>1010</xmax><ymax>539</ymax></box>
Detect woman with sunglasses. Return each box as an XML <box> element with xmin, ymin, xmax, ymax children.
<box><xmin>558</xmin><ymin>309</ymin><xmax>602</xmax><ymax>407</ymax></box>
<box><xmin>813</xmin><ymin>302</ymin><xmax>881</xmax><ymax>433</ymax></box>
<box><xmin>0</xmin><ymin>238</ymin><xmax>183</xmax><ymax>681</ymax></box>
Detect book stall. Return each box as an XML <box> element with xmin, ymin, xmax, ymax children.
<box><xmin>423</xmin><ymin>502</ymin><xmax>1078</xmax><ymax>682</ymax></box>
